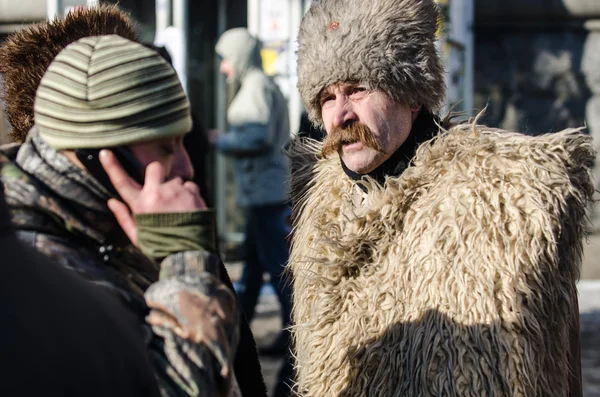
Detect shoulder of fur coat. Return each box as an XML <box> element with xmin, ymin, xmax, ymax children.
<box><xmin>288</xmin><ymin>122</ymin><xmax>594</xmax><ymax>397</ymax></box>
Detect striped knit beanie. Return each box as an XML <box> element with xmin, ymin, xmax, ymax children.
<box><xmin>34</xmin><ymin>35</ymin><xmax>192</xmax><ymax>149</ymax></box>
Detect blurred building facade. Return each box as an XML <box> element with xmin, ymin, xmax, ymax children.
<box><xmin>2</xmin><ymin>0</ymin><xmax>600</xmax><ymax>239</ymax></box>
<box><xmin>473</xmin><ymin>0</ymin><xmax>600</xmax><ymax>135</ymax></box>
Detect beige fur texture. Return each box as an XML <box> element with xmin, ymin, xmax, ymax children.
<box><xmin>288</xmin><ymin>123</ymin><xmax>594</xmax><ymax>396</ymax></box>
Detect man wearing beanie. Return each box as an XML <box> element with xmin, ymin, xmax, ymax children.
<box><xmin>289</xmin><ymin>0</ymin><xmax>588</xmax><ymax>396</ymax></box>
<box><xmin>0</xmin><ymin>33</ymin><xmax>266</xmax><ymax>397</ymax></box>
<box><xmin>0</xmin><ymin>8</ymin><xmax>267</xmax><ymax>397</ymax></box>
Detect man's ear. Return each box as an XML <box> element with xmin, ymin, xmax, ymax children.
<box><xmin>410</xmin><ymin>105</ymin><xmax>422</xmax><ymax>122</ymax></box>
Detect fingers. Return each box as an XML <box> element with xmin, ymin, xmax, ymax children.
<box><xmin>183</xmin><ymin>181</ymin><xmax>207</xmax><ymax>209</ymax></box>
<box><xmin>144</xmin><ymin>161</ymin><xmax>167</xmax><ymax>188</ymax></box>
<box><xmin>163</xmin><ymin>179</ymin><xmax>207</xmax><ymax>209</ymax></box>
<box><xmin>183</xmin><ymin>181</ymin><xmax>200</xmax><ymax>195</ymax></box>
<box><xmin>99</xmin><ymin>150</ymin><xmax>141</xmax><ymax>204</ymax></box>
<box><xmin>107</xmin><ymin>198</ymin><xmax>139</xmax><ymax>247</ymax></box>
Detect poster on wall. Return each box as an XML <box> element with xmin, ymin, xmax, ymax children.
<box><xmin>259</xmin><ymin>0</ymin><xmax>290</xmax><ymax>77</ymax></box>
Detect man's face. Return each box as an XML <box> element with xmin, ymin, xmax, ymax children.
<box><xmin>219</xmin><ymin>59</ymin><xmax>235</xmax><ymax>80</ymax></box>
<box><xmin>129</xmin><ymin>135</ymin><xmax>194</xmax><ymax>182</ymax></box>
<box><xmin>320</xmin><ymin>82</ymin><xmax>419</xmax><ymax>174</ymax></box>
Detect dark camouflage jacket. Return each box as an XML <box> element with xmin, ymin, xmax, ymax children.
<box><xmin>0</xmin><ymin>131</ymin><xmax>259</xmax><ymax>397</ymax></box>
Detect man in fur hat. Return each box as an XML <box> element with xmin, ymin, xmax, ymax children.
<box><xmin>0</xmin><ymin>7</ymin><xmax>266</xmax><ymax>397</ymax></box>
<box><xmin>289</xmin><ymin>0</ymin><xmax>590</xmax><ymax>396</ymax></box>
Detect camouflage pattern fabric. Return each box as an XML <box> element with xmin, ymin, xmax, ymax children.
<box><xmin>0</xmin><ymin>130</ymin><xmax>241</xmax><ymax>397</ymax></box>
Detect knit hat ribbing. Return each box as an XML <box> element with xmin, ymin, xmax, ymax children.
<box><xmin>34</xmin><ymin>35</ymin><xmax>192</xmax><ymax>149</ymax></box>
<box><xmin>297</xmin><ymin>0</ymin><xmax>446</xmax><ymax>127</ymax></box>
<box><xmin>0</xmin><ymin>5</ymin><xmax>139</xmax><ymax>144</ymax></box>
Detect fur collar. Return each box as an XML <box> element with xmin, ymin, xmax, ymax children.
<box><xmin>288</xmin><ymin>122</ymin><xmax>594</xmax><ymax>396</ymax></box>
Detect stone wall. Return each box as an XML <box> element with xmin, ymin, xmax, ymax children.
<box><xmin>473</xmin><ymin>1</ymin><xmax>595</xmax><ymax>134</ymax></box>
<box><xmin>473</xmin><ymin>26</ymin><xmax>590</xmax><ymax>134</ymax></box>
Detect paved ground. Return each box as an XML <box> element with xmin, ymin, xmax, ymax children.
<box><xmin>579</xmin><ymin>281</ymin><xmax>600</xmax><ymax>397</ymax></box>
<box><xmin>227</xmin><ymin>234</ymin><xmax>600</xmax><ymax>396</ymax></box>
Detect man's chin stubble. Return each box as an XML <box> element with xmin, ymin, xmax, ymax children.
<box><xmin>339</xmin><ymin>152</ymin><xmax>382</xmax><ymax>174</ymax></box>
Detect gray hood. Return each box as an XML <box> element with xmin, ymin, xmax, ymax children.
<box><xmin>215</xmin><ymin>28</ymin><xmax>263</xmax><ymax>84</ymax></box>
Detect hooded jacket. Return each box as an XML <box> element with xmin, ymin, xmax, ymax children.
<box><xmin>215</xmin><ymin>28</ymin><xmax>290</xmax><ymax>207</ymax></box>
<box><xmin>288</xmin><ymin>120</ymin><xmax>592</xmax><ymax>397</ymax></box>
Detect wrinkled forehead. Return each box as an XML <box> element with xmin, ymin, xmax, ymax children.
<box><xmin>319</xmin><ymin>80</ymin><xmax>397</xmax><ymax>105</ymax></box>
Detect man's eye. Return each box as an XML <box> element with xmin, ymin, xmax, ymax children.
<box><xmin>321</xmin><ymin>96</ymin><xmax>334</xmax><ymax>106</ymax></box>
<box><xmin>350</xmin><ymin>87</ymin><xmax>367</xmax><ymax>95</ymax></box>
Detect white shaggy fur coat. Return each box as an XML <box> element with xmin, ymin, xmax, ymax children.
<box><xmin>289</xmin><ymin>123</ymin><xmax>594</xmax><ymax>397</ymax></box>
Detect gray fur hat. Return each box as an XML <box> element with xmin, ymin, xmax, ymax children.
<box><xmin>297</xmin><ymin>0</ymin><xmax>446</xmax><ymax>126</ymax></box>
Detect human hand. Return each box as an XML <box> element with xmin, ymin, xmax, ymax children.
<box><xmin>99</xmin><ymin>149</ymin><xmax>207</xmax><ymax>246</ymax></box>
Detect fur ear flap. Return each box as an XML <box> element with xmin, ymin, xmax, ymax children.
<box><xmin>0</xmin><ymin>5</ymin><xmax>139</xmax><ymax>143</ymax></box>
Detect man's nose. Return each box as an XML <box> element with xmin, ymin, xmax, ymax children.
<box><xmin>172</xmin><ymin>148</ymin><xmax>194</xmax><ymax>181</ymax></box>
<box><xmin>331</xmin><ymin>99</ymin><xmax>357</xmax><ymax>129</ymax></box>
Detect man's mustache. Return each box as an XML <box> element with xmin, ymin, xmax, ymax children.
<box><xmin>321</xmin><ymin>122</ymin><xmax>384</xmax><ymax>157</ymax></box>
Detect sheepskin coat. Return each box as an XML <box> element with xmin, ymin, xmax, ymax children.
<box><xmin>289</xmin><ymin>122</ymin><xmax>593</xmax><ymax>397</ymax></box>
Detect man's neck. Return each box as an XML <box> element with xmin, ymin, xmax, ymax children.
<box><xmin>341</xmin><ymin>110</ymin><xmax>439</xmax><ymax>186</ymax></box>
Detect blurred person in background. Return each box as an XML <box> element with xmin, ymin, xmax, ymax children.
<box><xmin>213</xmin><ymin>27</ymin><xmax>293</xmax><ymax>397</ymax></box>
<box><xmin>0</xmin><ymin>9</ymin><xmax>267</xmax><ymax>395</ymax></box>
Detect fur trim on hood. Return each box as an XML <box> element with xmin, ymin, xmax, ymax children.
<box><xmin>297</xmin><ymin>0</ymin><xmax>445</xmax><ymax>127</ymax></box>
<box><xmin>0</xmin><ymin>5</ymin><xmax>138</xmax><ymax>143</ymax></box>
<box><xmin>288</xmin><ymin>122</ymin><xmax>594</xmax><ymax>396</ymax></box>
